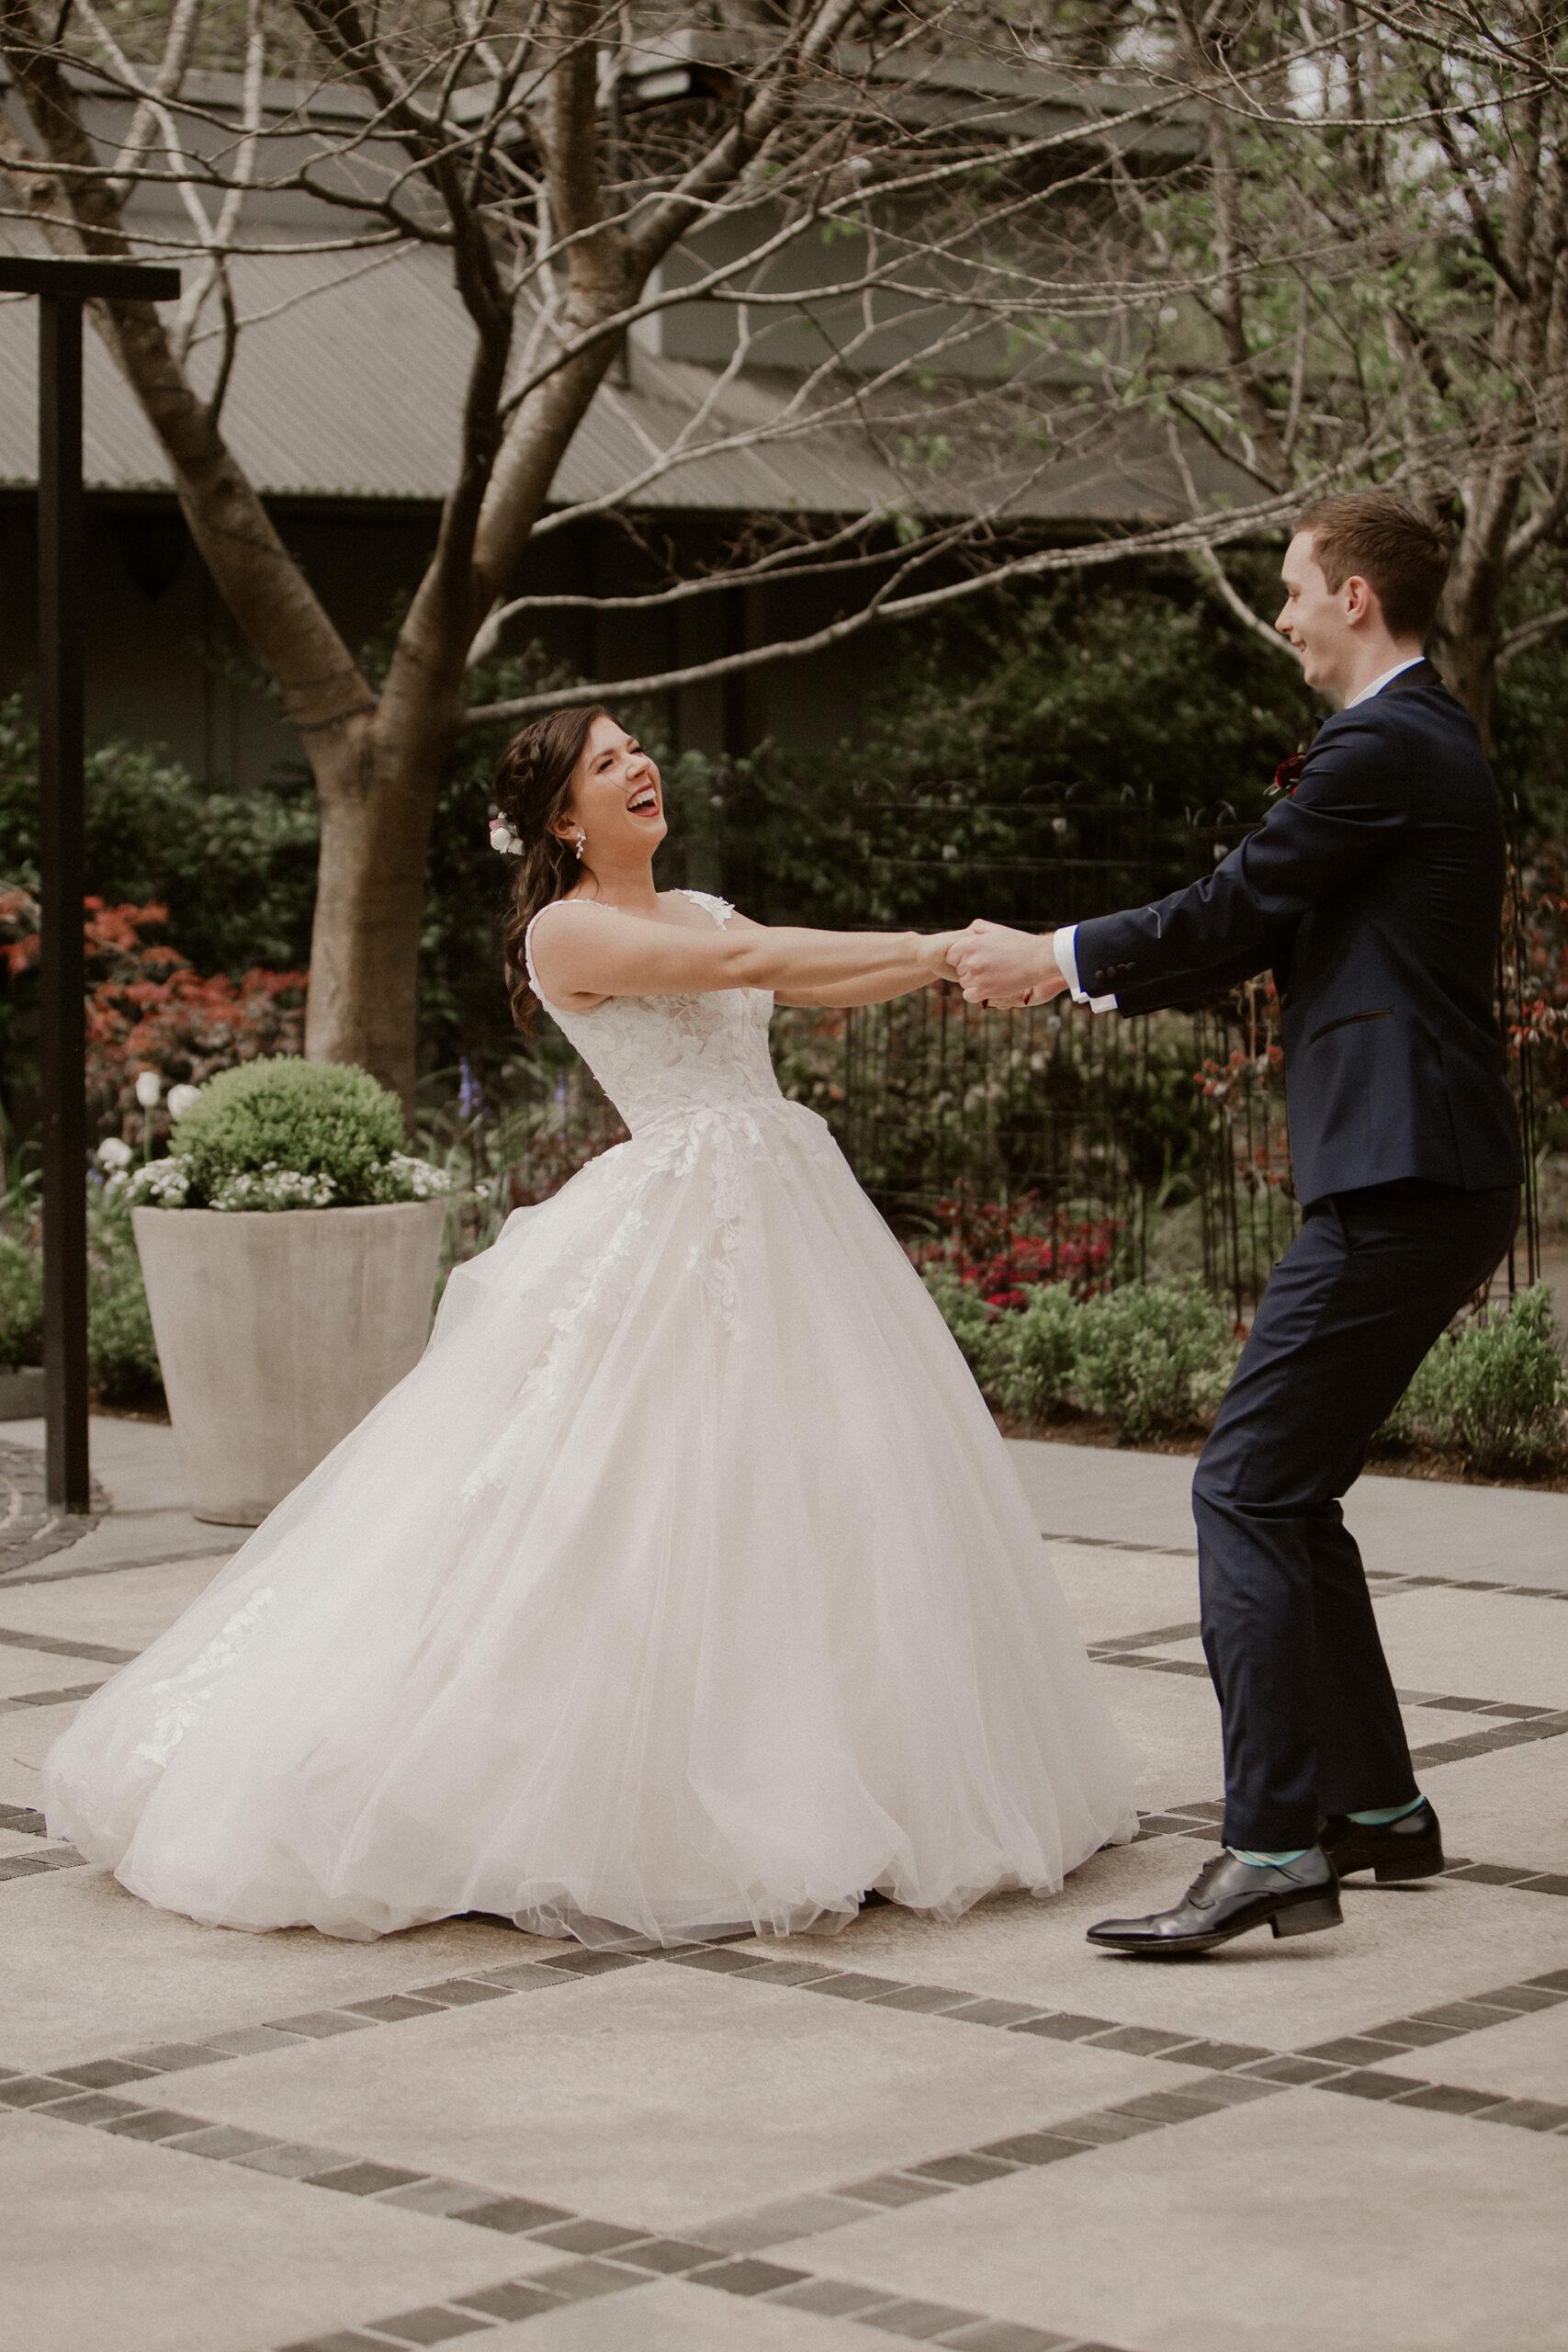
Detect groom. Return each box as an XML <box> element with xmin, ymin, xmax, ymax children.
<box><xmin>949</xmin><ymin>492</ymin><xmax>1522</xmax><ymax>1955</ymax></box>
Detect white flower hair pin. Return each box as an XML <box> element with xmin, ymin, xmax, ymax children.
<box><xmin>489</xmin><ymin>808</ymin><xmax>523</xmax><ymax>857</ymax></box>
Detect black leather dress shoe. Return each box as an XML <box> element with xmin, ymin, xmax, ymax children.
<box><xmin>1320</xmin><ymin>1797</ymin><xmax>1443</xmax><ymax>1882</ymax></box>
<box><xmin>1086</xmin><ymin>1847</ymin><xmax>1342</xmax><ymax>1957</ymax></box>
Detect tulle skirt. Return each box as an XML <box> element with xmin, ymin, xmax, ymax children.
<box><xmin>44</xmin><ymin>1100</ymin><xmax>1136</xmax><ymax>1943</ymax></box>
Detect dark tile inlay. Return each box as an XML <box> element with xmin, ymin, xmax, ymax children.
<box><xmin>772</xmin><ymin>2278</ymin><xmax>897</xmax><ymax>2316</ymax></box>
<box><xmin>305</xmin><ymin>2161</ymin><xmax>431</xmax><ymax>2196</ymax></box>
<box><xmin>1316</xmin><ymin>2071</ymin><xmax>1428</xmax><ymax>2102</ymax></box>
<box><xmin>529</xmin><ymin>2219</ymin><xmax>646</xmax><ymax>2256</ymax></box>
<box><xmin>452</xmin><ymin>2282</ymin><xmax>563</xmax><ymax>2322</ymax></box>
<box><xmin>99</xmin><ymin>2107</ymin><xmax>208</xmax><ymax>2142</ymax></box>
<box><xmin>1394</xmin><ymin>2083</ymin><xmax>1508</xmax><ymax>2116</ymax></box>
<box><xmin>359</xmin><ymin>2310</ymin><xmax>493</xmax><ymax>2346</ymax></box>
<box><xmin>1009</xmin><ymin>2013</ymin><xmax>1118</xmax><ymax>2042</ymax></box>
<box><xmin>939</xmin><ymin>2325</ymin><xmax>1077</xmax><ymax>2352</ymax></box>
<box><xmin>908</xmin><ymin>2153</ymin><xmax>1019</xmax><ymax>2187</ymax></box>
<box><xmin>614</xmin><ymin>2238</ymin><xmax>727</xmax><ymax>2274</ymax></box>
<box><xmin>526</xmin><ymin>2257</ymin><xmax>643</xmax><ymax>2302</ymax></box>
<box><xmin>693</xmin><ymin>2256</ymin><xmax>812</xmax><ymax>2296</ymax></box>
<box><xmin>1470</xmin><ymin>2098</ymin><xmax>1568</xmax><ymax>2132</ymax></box>
<box><xmin>837</xmin><ymin>2173</ymin><xmax>953</xmax><ymax>2208</ymax></box>
<box><xmin>975</xmin><ymin>2132</ymin><xmax>1092</xmax><ymax>2166</ymax></box>
<box><xmin>461</xmin><ymin>2196</ymin><xmax>574</xmax><ymax>2234</ymax></box>
<box><xmin>857</xmin><ymin>2297</ymin><xmax>987</xmax><ymax>2339</ymax></box>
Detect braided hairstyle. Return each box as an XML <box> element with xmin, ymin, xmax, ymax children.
<box><xmin>495</xmin><ymin>705</ymin><xmax>610</xmax><ymax>1031</ymax></box>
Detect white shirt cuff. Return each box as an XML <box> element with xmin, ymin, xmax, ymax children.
<box><xmin>1054</xmin><ymin>924</ymin><xmax>1117</xmax><ymax>1013</ymax></box>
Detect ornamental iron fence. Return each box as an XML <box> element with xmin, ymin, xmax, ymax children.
<box><xmin>522</xmin><ymin>786</ymin><xmax>1540</xmax><ymax>1318</ymax></box>
<box><xmin>806</xmin><ymin>792</ymin><xmax>1540</xmax><ymax>1316</ymax></box>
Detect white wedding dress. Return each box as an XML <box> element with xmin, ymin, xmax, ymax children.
<box><xmin>45</xmin><ymin>892</ymin><xmax>1135</xmax><ymax>1945</ymax></box>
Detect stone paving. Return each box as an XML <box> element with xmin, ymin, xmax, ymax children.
<box><xmin>3</xmin><ymin>1417</ymin><xmax>1565</xmax><ymax>2352</ymax></box>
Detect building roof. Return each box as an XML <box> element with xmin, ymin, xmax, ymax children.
<box><xmin>0</xmin><ymin>232</ymin><xmax>1257</xmax><ymax>527</ymax></box>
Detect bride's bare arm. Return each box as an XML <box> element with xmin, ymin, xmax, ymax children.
<box><xmin>531</xmin><ymin>901</ymin><xmax>953</xmax><ymax>1012</ymax></box>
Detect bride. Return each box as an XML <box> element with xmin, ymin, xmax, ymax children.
<box><xmin>44</xmin><ymin>708</ymin><xmax>1135</xmax><ymax>1946</ymax></box>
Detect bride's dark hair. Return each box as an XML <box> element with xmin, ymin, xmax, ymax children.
<box><xmin>495</xmin><ymin>704</ymin><xmax>610</xmax><ymax>1031</ymax></box>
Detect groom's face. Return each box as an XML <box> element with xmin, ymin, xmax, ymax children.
<box><xmin>1276</xmin><ymin>532</ymin><xmax>1355</xmax><ymax>695</ymax></box>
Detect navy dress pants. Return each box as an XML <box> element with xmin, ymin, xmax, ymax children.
<box><xmin>1192</xmin><ymin>1179</ymin><xmax>1519</xmax><ymax>1853</ymax></box>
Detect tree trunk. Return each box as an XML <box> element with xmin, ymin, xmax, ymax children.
<box><xmin>305</xmin><ymin>653</ymin><xmax>461</xmax><ymax>1114</ymax></box>
<box><xmin>1438</xmin><ymin>502</ymin><xmax>1515</xmax><ymax>747</ymax></box>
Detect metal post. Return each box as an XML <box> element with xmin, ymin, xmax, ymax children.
<box><xmin>0</xmin><ymin>256</ymin><xmax>180</xmax><ymax>1514</ymax></box>
<box><xmin>37</xmin><ymin>294</ymin><xmax>89</xmax><ymax>1513</ymax></box>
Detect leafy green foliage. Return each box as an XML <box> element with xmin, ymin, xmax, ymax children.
<box><xmin>168</xmin><ymin>1059</ymin><xmax>407</xmax><ymax>1207</ymax></box>
<box><xmin>987</xmin><ymin>1282</ymin><xmax>1082</xmax><ymax>1420</ymax></box>
<box><xmin>0</xmin><ymin>697</ymin><xmax>319</xmax><ymax>976</ymax></box>
<box><xmin>925</xmin><ymin>1272</ymin><xmax>1239</xmax><ymax>1439</ymax></box>
<box><xmin>88</xmin><ymin>1203</ymin><xmax>163</xmax><ymax>1405</ymax></box>
<box><xmin>1071</xmin><ymin>1280</ymin><xmax>1240</xmax><ymax>1441</ymax></box>
<box><xmin>708</xmin><ymin>571</ymin><xmax>1314</xmax><ymax>934</ymax></box>
<box><xmin>0</xmin><ymin>1187</ymin><xmax>164</xmax><ymax>1401</ymax></box>
<box><xmin>0</xmin><ymin>1234</ymin><xmax>43</xmax><ymax>1368</ymax></box>
<box><xmin>1379</xmin><ymin>1286</ymin><xmax>1564</xmax><ymax>1475</ymax></box>
<box><xmin>919</xmin><ymin>1270</ymin><xmax>997</xmax><ymax>1382</ymax></box>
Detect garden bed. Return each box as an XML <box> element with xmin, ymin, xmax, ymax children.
<box><xmin>991</xmin><ymin>1405</ymin><xmax>1568</xmax><ymax>1489</ymax></box>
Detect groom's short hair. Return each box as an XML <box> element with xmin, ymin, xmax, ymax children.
<box><xmin>1293</xmin><ymin>492</ymin><xmax>1451</xmax><ymax>640</ymax></box>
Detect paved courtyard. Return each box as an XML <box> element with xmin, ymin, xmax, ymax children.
<box><xmin>4</xmin><ymin>1418</ymin><xmax>1566</xmax><ymax>2352</ymax></box>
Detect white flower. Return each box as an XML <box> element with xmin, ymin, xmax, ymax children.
<box><xmin>134</xmin><ymin>1069</ymin><xmax>163</xmax><ymax>1109</ymax></box>
<box><xmin>129</xmin><ymin>1156</ymin><xmax>192</xmax><ymax>1206</ymax></box>
<box><xmin>96</xmin><ymin>1136</ymin><xmax>133</xmax><ymax>1170</ymax></box>
<box><xmin>167</xmin><ymin>1083</ymin><xmax>200</xmax><ymax>1121</ymax></box>
<box><xmin>386</xmin><ymin>1152</ymin><xmax>454</xmax><ymax>1199</ymax></box>
<box><xmin>210</xmin><ymin>1162</ymin><xmax>336</xmax><ymax>1212</ymax></box>
<box><xmin>489</xmin><ymin>813</ymin><xmax>524</xmax><ymax>857</ymax></box>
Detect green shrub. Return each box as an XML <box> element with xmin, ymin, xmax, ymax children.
<box><xmin>988</xmin><ymin>1283</ymin><xmax>1081</xmax><ymax>1421</ymax></box>
<box><xmin>0</xmin><ymin>1234</ymin><xmax>43</xmax><ymax>1366</ymax></box>
<box><xmin>134</xmin><ymin>1059</ymin><xmax>450</xmax><ymax>1211</ymax></box>
<box><xmin>1382</xmin><ymin>1285</ymin><xmax>1564</xmax><ymax>1474</ymax></box>
<box><xmin>922</xmin><ymin>1270</ymin><xmax>1000</xmax><ymax>1386</ymax></box>
<box><xmin>922</xmin><ymin>1271</ymin><xmax>1239</xmax><ymax>1440</ymax></box>
<box><xmin>88</xmin><ymin>1231</ymin><xmax>162</xmax><ymax>1405</ymax></box>
<box><xmin>1073</xmin><ymin>1279</ymin><xmax>1239</xmax><ymax>1441</ymax></box>
<box><xmin>0</xmin><ymin>1201</ymin><xmax>164</xmax><ymax>1401</ymax></box>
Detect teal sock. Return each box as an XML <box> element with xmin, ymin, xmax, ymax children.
<box><xmin>1348</xmin><ymin>1794</ymin><xmax>1426</xmax><ymax>1826</ymax></box>
<box><xmin>1228</xmin><ymin>1847</ymin><xmax>1309</xmax><ymax>1867</ymax></box>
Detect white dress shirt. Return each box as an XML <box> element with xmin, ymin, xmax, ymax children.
<box><xmin>1054</xmin><ymin>652</ymin><xmax>1426</xmax><ymax>1011</ymax></box>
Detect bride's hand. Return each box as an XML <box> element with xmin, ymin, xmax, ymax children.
<box><xmin>913</xmin><ymin>932</ymin><xmax>960</xmax><ymax>982</ymax></box>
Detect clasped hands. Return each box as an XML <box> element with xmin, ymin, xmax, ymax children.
<box><xmin>916</xmin><ymin>921</ymin><xmax>1071</xmax><ymax>1010</ymax></box>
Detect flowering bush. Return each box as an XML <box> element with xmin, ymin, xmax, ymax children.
<box><xmin>921</xmin><ymin>1269</ymin><xmax>1239</xmax><ymax>1437</ymax></box>
<box><xmin>907</xmin><ymin>1187</ymin><xmax>1121</xmax><ymax>1309</ymax></box>
<box><xmin>124</xmin><ymin>1060</ymin><xmax>452</xmax><ymax>1212</ymax></box>
<box><xmin>3</xmin><ymin>889</ymin><xmax>308</xmax><ymax>1147</ymax></box>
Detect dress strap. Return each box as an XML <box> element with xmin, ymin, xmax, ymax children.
<box><xmin>679</xmin><ymin>888</ymin><xmax>736</xmax><ymax>929</ymax></box>
<box><xmin>524</xmin><ymin>899</ymin><xmax>599</xmax><ymax>1012</ymax></box>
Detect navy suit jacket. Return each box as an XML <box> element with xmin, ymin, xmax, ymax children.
<box><xmin>1073</xmin><ymin>662</ymin><xmax>1524</xmax><ymax>1206</ymax></box>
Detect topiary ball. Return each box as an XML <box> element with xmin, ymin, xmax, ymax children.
<box><xmin>169</xmin><ymin>1058</ymin><xmax>406</xmax><ymax>1209</ymax></box>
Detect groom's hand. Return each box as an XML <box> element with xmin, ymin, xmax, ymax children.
<box><xmin>948</xmin><ymin>921</ymin><xmax>1067</xmax><ymax>1008</ymax></box>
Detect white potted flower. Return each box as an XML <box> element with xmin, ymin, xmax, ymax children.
<box><xmin>123</xmin><ymin>1058</ymin><xmax>451</xmax><ymax>1525</ymax></box>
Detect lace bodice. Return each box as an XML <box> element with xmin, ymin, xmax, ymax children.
<box><xmin>525</xmin><ymin>890</ymin><xmax>784</xmax><ymax>1135</ymax></box>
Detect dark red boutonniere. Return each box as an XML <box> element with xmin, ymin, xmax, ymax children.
<box><xmin>1270</xmin><ymin>749</ymin><xmax>1308</xmax><ymax>797</ymax></box>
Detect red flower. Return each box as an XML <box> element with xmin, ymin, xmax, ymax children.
<box><xmin>1271</xmin><ymin>751</ymin><xmax>1308</xmax><ymax>797</ymax></box>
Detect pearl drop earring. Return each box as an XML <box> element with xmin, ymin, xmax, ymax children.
<box><xmin>572</xmin><ymin>830</ymin><xmax>587</xmax><ymax>861</ymax></box>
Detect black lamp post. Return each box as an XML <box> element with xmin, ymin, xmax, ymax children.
<box><xmin>0</xmin><ymin>255</ymin><xmax>180</xmax><ymax>1510</ymax></box>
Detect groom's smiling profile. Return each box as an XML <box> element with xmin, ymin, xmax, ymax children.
<box><xmin>952</xmin><ymin>491</ymin><xmax>1524</xmax><ymax>1956</ymax></box>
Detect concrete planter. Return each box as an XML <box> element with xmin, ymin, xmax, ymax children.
<box><xmin>132</xmin><ymin>1199</ymin><xmax>446</xmax><ymax>1525</ymax></box>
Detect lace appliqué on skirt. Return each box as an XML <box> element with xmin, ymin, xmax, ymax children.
<box><xmin>132</xmin><ymin>1588</ymin><xmax>276</xmax><ymax>1770</ymax></box>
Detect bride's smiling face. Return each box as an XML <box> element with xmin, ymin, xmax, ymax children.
<box><xmin>554</xmin><ymin>717</ymin><xmax>665</xmax><ymax>865</ymax></box>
